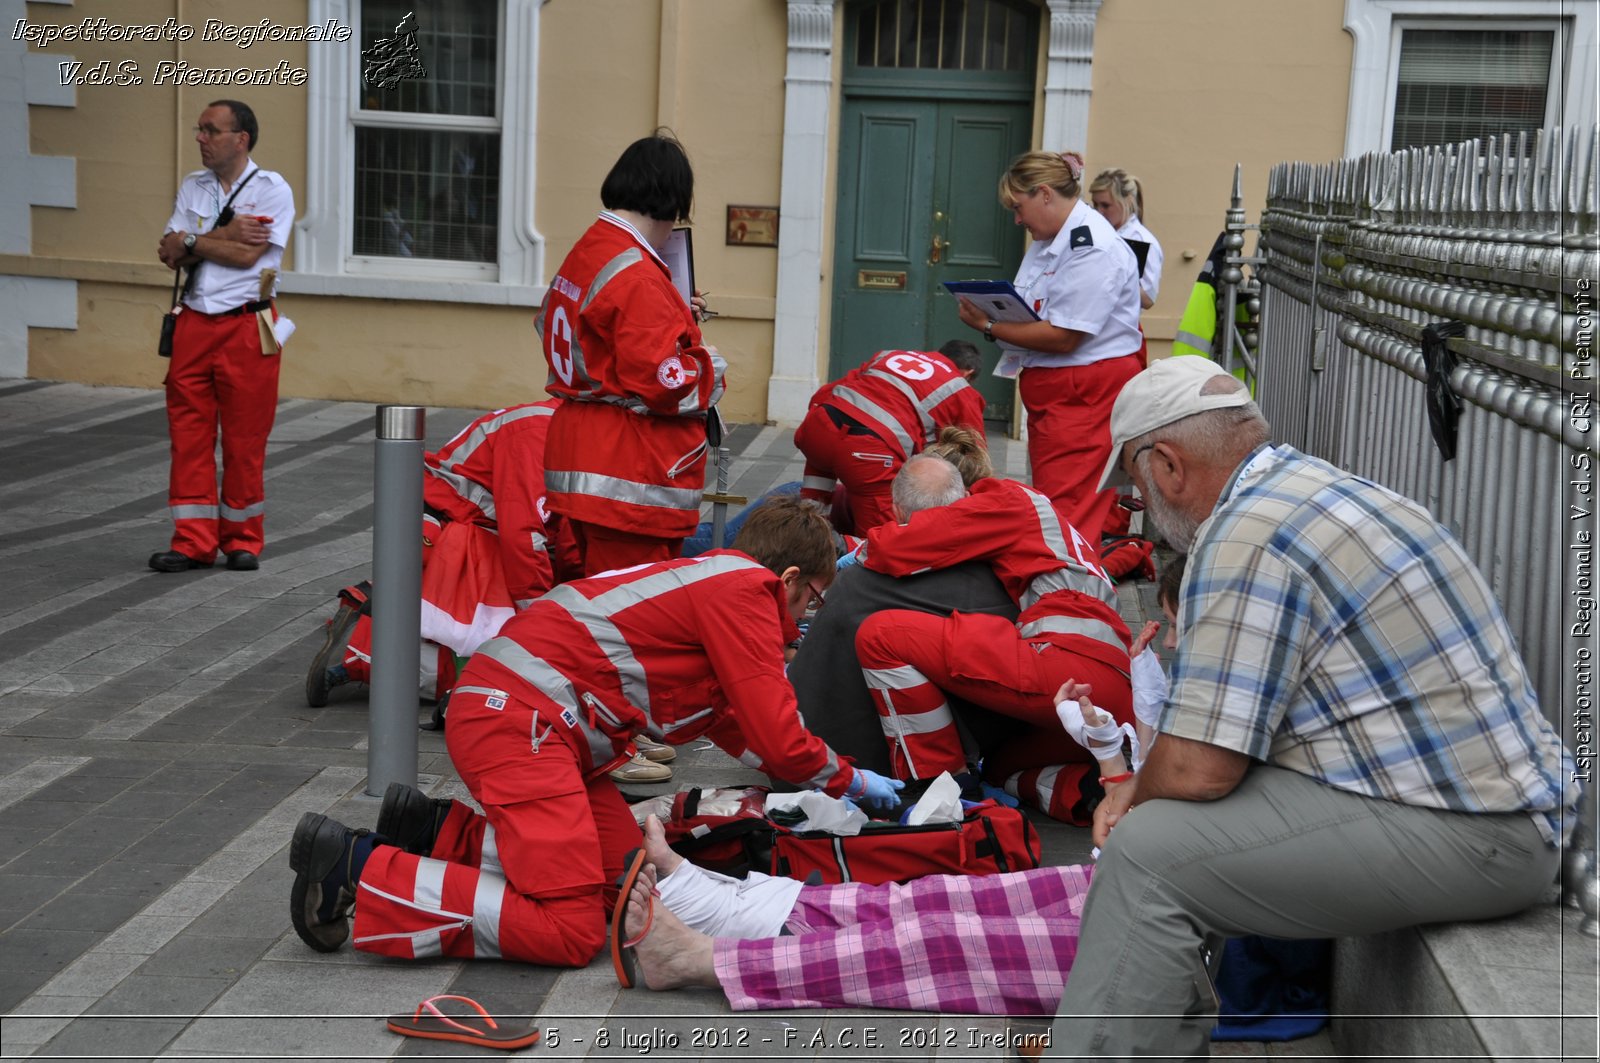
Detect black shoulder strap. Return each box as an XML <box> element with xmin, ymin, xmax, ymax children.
<box><xmin>180</xmin><ymin>167</ymin><xmax>262</xmax><ymax>300</ymax></box>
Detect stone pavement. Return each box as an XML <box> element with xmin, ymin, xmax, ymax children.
<box><xmin>0</xmin><ymin>379</ymin><xmax>1339</xmax><ymax>1061</ymax></box>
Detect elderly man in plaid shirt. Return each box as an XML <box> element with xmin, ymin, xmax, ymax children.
<box><xmin>1034</xmin><ymin>357</ymin><xmax>1577</xmax><ymax>1058</ymax></box>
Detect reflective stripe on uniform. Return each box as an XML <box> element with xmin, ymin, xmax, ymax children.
<box><xmin>427</xmin><ymin>405</ymin><xmax>555</xmax><ymax>522</ymax></box>
<box><xmin>1019</xmin><ymin>613</ymin><xmax>1127</xmax><ymax>650</ymax></box>
<box><xmin>354</xmin><ymin>876</ymin><xmax>473</xmax><ymax>959</ymax></box>
<box><xmin>544</xmin><ymin>469</ymin><xmax>704</xmax><ymax>512</ymax></box>
<box><xmin>802</xmin><ymin>475</ymin><xmax>836</xmax><ymax>494</ymax></box>
<box><xmin>564</xmin><ymin>249</ymin><xmax>646</xmax><ymax>393</ymax></box>
<box><xmin>879</xmin><ymin>703</ymin><xmax>957</xmax><ymax>736</ymax></box>
<box><xmin>830</xmin><ymin>385</ymin><xmax>916</xmax><ymax>457</ymax></box>
<box><xmin>471</xmin><ymin>871</ymin><xmax>504</xmax><ymax>959</ymax></box>
<box><xmin>542</xmin><ymin>554</ymin><xmax>762</xmax><ymax>721</ymax></box>
<box><xmin>171</xmin><ymin>504</ymin><xmax>218</xmax><ymax>519</ymax></box>
<box><xmin>479</xmin><ymin>822</ymin><xmax>504</xmax><ymax>876</ymax></box>
<box><xmin>472</xmin><ymin>638</ymin><xmax>618</xmax><ymax>770</ymax></box>
<box><xmin>220</xmin><ymin>501</ymin><xmax>264</xmax><ymax>521</ymax></box>
<box><xmin>862</xmin><ymin>368</ymin><xmax>937</xmax><ymax>444</ymax></box>
<box><xmin>415</xmin><ymin>857</ymin><xmax>446</xmax><ymax>910</ymax></box>
<box><xmin>1020</xmin><ymin>567</ymin><xmax>1121</xmax><ymax>612</ymax></box>
<box><xmin>863</xmin><ymin>664</ymin><xmax>932</xmax><ymax>691</ymax></box>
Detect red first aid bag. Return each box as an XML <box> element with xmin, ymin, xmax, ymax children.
<box><xmin>631</xmin><ymin>787</ymin><xmax>1041</xmax><ymax>886</ymax></box>
<box><xmin>769</xmin><ymin>799</ymin><xmax>1041</xmax><ymax>885</ymax></box>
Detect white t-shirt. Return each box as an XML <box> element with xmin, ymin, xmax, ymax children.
<box><xmin>1011</xmin><ymin>199</ymin><xmax>1143</xmax><ymax>368</ymax></box>
<box><xmin>165</xmin><ymin>161</ymin><xmax>295</xmax><ymax>315</ymax></box>
<box><xmin>1117</xmin><ymin>215</ymin><xmax>1164</xmax><ymax>305</ymax></box>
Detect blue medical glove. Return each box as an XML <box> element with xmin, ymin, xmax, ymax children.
<box><xmin>845</xmin><ymin>767</ymin><xmax>905</xmax><ymax>812</ymax></box>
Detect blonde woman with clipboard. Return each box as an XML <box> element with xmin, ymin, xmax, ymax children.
<box><xmin>955</xmin><ymin>150</ymin><xmax>1143</xmax><ymax>543</ymax></box>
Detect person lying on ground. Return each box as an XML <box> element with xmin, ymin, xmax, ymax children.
<box><xmin>613</xmin><ymin>813</ymin><xmax>1091</xmax><ymax>1016</ymax></box>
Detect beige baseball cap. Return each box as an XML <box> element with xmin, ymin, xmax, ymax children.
<box><xmin>1098</xmin><ymin>357</ymin><xmax>1251</xmax><ymax>491</ymax></box>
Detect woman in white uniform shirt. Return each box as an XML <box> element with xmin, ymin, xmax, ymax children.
<box><xmin>956</xmin><ymin>150</ymin><xmax>1143</xmax><ymax>543</ymax></box>
<box><xmin>1089</xmin><ymin>168</ymin><xmax>1163</xmax><ymax>309</ymax></box>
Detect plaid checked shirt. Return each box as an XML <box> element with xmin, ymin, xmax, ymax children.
<box><xmin>1166</xmin><ymin>445</ymin><xmax>1577</xmax><ymax>845</ymax></box>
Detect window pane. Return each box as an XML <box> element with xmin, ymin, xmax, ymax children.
<box><xmin>360</xmin><ymin>0</ymin><xmax>497</xmax><ymax>117</ymax></box>
<box><xmin>354</xmin><ymin>127</ymin><xmax>500</xmax><ymax>263</ymax></box>
<box><xmin>853</xmin><ymin>0</ymin><xmax>1029</xmax><ymax>72</ymax></box>
<box><xmin>1391</xmin><ymin>29</ymin><xmax>1552</xmax><ymax>150</ymax></box>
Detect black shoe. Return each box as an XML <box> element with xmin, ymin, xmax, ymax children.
<box><xmin>289</xmin><ymin>812</ymin><xmax>368</xmax><ymax>953</ymax></box>
<box><xmin>148</xmin><ymin>550</ymin><xmax>212</xmax><ymax>573</ymax></box>
<box><xmin>225</xmin><ymin>550</ymin><xmax>259</xmax><ymax>571</ymax></box>
<box><xmin>306</xmin><ymin>604</ymin><xmax>362</xmax><ymax>708</ymax></box>
<box><xmin>377</xmin><ymin>782</ymin><xmax>453</xmax><ymax>857</ymax></box>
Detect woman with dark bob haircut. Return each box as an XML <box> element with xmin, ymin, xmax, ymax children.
<box><xmin>539</xmin><ymin>131</ymin><xmax>724</xmax><ymax>575</ymax></box>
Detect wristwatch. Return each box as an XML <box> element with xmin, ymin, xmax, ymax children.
<box><xmin>182</xmin><ymin>232</ymin><xmax>197</xmax><ymax>251</ymax></box>
<box><xmin>983</xmin><ymin>319</ymin><xmax>996</xmax><ymax>343</ymax></box>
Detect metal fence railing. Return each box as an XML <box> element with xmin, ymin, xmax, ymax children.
<box><xmin>1231</xmin><ymin>125</ymin><xmax>1596</xmax><ymax>765</ymax></box>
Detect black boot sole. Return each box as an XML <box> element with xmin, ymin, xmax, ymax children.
<box><xmin>305</xmin><ymin>603</ymin><xmax>360</xmax><ymax>708</ymax></box>
<box><xmin>288</xmin><ymin>811</ymin><xmax>353</xmax><ymax>953</ymax></box>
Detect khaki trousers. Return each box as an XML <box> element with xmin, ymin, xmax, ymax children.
<box><xmin>1048</xmin><ymin>765</ymin><xmax>1558</xmax><ymax>1060</ymax></box>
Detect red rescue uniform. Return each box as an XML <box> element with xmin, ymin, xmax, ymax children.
<box><xmin>162</xmin><ymin>161</ymin><xmax>295</xmax><ymax>561</ymax></box>
<box><xmin>794</xmin><ymin>349</ymin><xmax>986</xmax><ymax>535</ymax></box>
<box><xmin>539</xmin><ymin>213</ymin><xmax>724</xmax><ymax>574</ymax></box>
<box><xmin>856</xmin><ymin>478</ymin><xmax>1132</xmax><ymax>823</ymax></box>
<box><xmin>340</xmin><ymin>402</ymin><xmax>575</xmax><ymax>691</ymax></box>
<box><xmin>350</xmin><ymin>553</ymin><xmax>858</xmax><ymax>966</ymax></box>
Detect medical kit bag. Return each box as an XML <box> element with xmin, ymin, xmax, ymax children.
<box><xmin>629</xmin><ymin>784</ymin><xmax>1042</xmax><ymax>885</ymax></box>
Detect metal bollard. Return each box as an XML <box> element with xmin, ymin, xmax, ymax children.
<box><xmin>367</xmin><ymin>405</ymin><xmax>424</xmax><ymax>798</ymax></box>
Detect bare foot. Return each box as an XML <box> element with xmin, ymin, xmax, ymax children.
<box><xmin>642</xmin><ymin>814</ymin><xmax>683</xmax><ymax>876</ymax></box>
<box><xmin>625</xmin><ymin>862</ymin><xmax>718</xmax><ymax>990</ymax></box>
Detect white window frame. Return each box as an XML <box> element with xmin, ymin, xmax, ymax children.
<box><xmin>290</xmin><ymin>0</ymin><xmax>546</xmax><ymax>305</ymax></box>
<box><xmin>1343</xmin><ymin>0</ymin><xmax>1597</xmax><ymax>158</ymax></box>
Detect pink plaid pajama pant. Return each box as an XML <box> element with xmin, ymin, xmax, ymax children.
<box><xmin>712</xmin><ymin>864</ymin><xmax>1094</xmax><ymax>1014</ymax></box>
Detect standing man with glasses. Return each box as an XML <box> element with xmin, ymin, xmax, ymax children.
<box><xmin>151</xmin><ymin>99</ymin><xmax>295</xmax><ymax>573</ymax></box>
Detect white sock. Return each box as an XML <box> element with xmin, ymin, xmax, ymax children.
<box><xmin>655</xmin><ymin>860</ymin><xmax>804</xmax><ymax>939</ymax></box>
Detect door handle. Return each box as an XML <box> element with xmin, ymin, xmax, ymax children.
<box><xmin>928</xmin><ymin>233</ymin><xmax>950</xmax><ymax>265</ymax></box>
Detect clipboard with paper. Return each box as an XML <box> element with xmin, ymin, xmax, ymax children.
<box><xmin>942</xmin><ymin>279</ymin><xmax>1039</xmax><ymax>378</ymax></box>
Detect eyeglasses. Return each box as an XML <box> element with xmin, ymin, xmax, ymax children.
<box><xmin>194</xmin><ymin>125</ymin><xmax>242</xmax><ymax>138</ymax></box>
<box><xmin>1124</xmin><ymin>441</ymin><xmax>1157</xmax><ymax>479</ymax></box>
<box><xmin>804</xmin><ymin>579</ymin><xmax>828</xmax><ymax>611</ymax></box>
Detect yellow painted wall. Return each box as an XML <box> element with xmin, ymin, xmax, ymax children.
<box><xmin>535</xmin><ymin>0</ymin><xmax>788</xmax><ymax>422</ymax></box>
<box><xmin>14</xmin><ymin>0</ymin><xmax>1354</xmax><ymax>419</ymax></box>
<box><xmin>27</xmin><ymin>0</ymin><xmax>309</xmax><ymax>268</ymax></box>
<box><xmin>1086</xmin><ymin>0</ymin><xmax>1351</xmax><ymax>357</ymax></box>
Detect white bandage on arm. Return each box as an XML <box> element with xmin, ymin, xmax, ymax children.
<box><xmin>1130</xmin><ymin>647</ymin><xmax>1169</xmax><ymax>729</ymax></box>
<box><xmin>654</xmin><ymin>861</ymin><xmax>805</xmax><ymax>940</ymax></box>
<box><xmin>1055</xmin><ymin>697</ymin><xmax>1126</xmax><ymax>761</ymax></box>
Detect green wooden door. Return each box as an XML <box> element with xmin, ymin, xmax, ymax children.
<box><xmin>828</xmin><ymin>0</ymin><xmax>1038</xmax><ymax>425</ymax></box>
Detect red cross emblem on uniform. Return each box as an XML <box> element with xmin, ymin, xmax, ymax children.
<box><xmin>657</xmin><ymin>355</ymin><xmax>694</xmax><ymax>388</ymax></box>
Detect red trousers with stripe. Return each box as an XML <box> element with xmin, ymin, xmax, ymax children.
<box><xmin>570</xmin><ymin>519</ymin><xmax>682</xmax><ymax>577</ymax></box>
<box><xmin>163</xmin><ymin>306</ymin><xmax>280</xmax><ymax>560</ymax></box>
<box><xmin>350</xmin><ymin>686</ymin><xmax>641</xmax><ymax>966</ymax></box>
<box><xmin>1018</xmin><ymin>352</ymin><xmax>1142</xmax><ymax>544</ymax></box>
<box><xmin>793</xmin><ymin>406</ymin><xmax>900</xmax><ymax>536</ymax></box>
<box><xmin>856</xmin><ymin>610</ymin><xmax>1131</xmax><ymax>821</ymax></box>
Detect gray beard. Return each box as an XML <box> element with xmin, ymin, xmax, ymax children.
<box><xmin>1144</xmin><ymin>481</ymin><xmax>1200</xmax><ymax>555</ymax></box>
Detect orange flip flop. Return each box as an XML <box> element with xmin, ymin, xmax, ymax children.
<box><xmin>386</xmin><ymin>994</ymin><xmax>540</xmax><ymax>1050</ymax></box>
<box><xmin>609</xmin><ymin>849</ymin><xmax>653</xmax><ymax>988</ymax></box>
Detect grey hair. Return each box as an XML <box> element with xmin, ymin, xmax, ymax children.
<box><xmin>893</xmin><ymin>454</ymin><xmax>967</xmax><ymax>517</ymax></box>
<box><xmin>1128</xmin><ymin>376</ymin><xmax>1271</xmax><ymax>470</ymax></box>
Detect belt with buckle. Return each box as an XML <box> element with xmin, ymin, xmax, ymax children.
<box><xmin>215</xmin><ymin>299</ymin><xmax>272</xmax><ymax>318</ymax></box>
